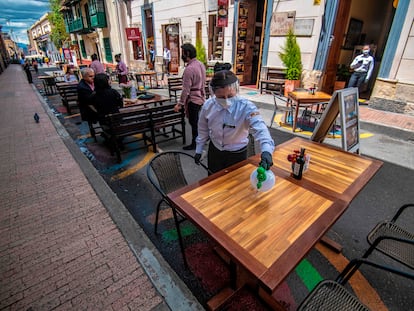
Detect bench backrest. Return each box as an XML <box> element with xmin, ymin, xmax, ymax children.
<box><xmin>266</xmin><ymin>67</ymin><xmax>286</xmax><ymax>80</ymax></box>
<box><xmin>56</xmin><ymin>84</ymin><xmax>78</xmax><ymax>100</ymax></box>
<box><xmin>168</xmin><ymin>77</ymin><xmax>183</xmax><ymax>88</ymax></box>
<box><xmin>106</xmin><ymin>110</ymin><xmax>151</xmax><ymax>136</ymax></box>
<box><xmin>105</xmin><ymin>103</ymin><xmax>183</xmax><ymax>136</ymax></box>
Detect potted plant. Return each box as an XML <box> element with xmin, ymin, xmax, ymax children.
<box><xmin>278</xmin><ymin>28</ymin><xmax>303</xmax><ymax>96</ymax></box>
<box><xmin>334</xmin><ymin>64</ymin><xmax>351</xmax><ymax>90</ymax></box>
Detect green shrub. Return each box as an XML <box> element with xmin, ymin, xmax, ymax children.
<box><xmin>196</xmin><ymin>39</ymin><xmax>207</xmax><ymax>68</ymax></box>
<box><xmin>279</xmin><ymin>28</ymin><xmax>302</xmax><ymax>80</ymax></box>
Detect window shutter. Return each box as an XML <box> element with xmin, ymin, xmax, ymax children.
<box><xmin>103</xmin><ymin>38</ymin><xmax>113</xmax><ymax>63</ymax></box>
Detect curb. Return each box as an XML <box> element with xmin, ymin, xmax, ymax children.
<box><xmin>32</xmin><ymin>85</ymin><xmax>204</xmax><ymax>311</ymax></box>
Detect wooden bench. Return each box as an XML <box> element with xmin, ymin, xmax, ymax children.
<box><xmin>102</xmin><ymin>103</ymin><xmax>186</xmax><ymax>162</ymax></box>
<box><xmin>259</xmin><ymin>67</ymin><xmax>286</xmax><ymax>94</ymax></box>
<box><xmin>56</xmin><ymin>82</ymin><xmax>79</xmax><ymax>115</ymax></box>
<box><xmin>167</xmin><ymin>77</ymin><xmax>182</xmax><ymax>102</ymax></box>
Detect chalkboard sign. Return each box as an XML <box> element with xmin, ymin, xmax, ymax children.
<box><xmin>311</xmin><ymin>88</ymin><xmax>360</xmax><ymax>153</ymax></box>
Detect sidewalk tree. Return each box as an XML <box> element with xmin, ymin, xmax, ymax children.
<box><xmin>48</xmin><ymin>0</ymin><xmax>69</xmax><ymax>48</ymax></box>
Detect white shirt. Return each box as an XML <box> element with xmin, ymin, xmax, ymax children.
<box><xmin>196</xmin><ymin>96</ymin><xmax>275</xmax><ymax>154</ymax></box>
<box><xmin>163</xmin><ymin>49</ymin><xmax>171</xmax><ymax>61</ymax></box>
<box><xmin>350</xmin><ymin>53</ymin><xmax>374</xmax><ymax>80</ymax></box>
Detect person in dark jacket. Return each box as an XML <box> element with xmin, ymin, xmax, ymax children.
<box><xmin>23</xmin><ymin>60</ymin><xmax>33</xmax><ymax>83</ymax></box>
<box><xmin>93</xmin><ymin>73</ymin><xmax>123</xmax><ymax>125</ymax></box>
<box><xmin>77</xmin><ymin>68</ymin><xmax>97</xmax><ymax>123</ymax></box>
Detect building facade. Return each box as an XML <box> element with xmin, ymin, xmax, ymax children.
<box><xmin>28</xmin><ymin>13</ymin><xmax>61</xmax><ymax>63</ymax></box>
<box><xmin>61</xmin><ymin>0</ymin><xmax>133</xmax><ymax>69</ymax></box>
<box><xmin>59</xmin><ymin>0</ymin><xmax>413</xmax><ymax>110</ymax></box>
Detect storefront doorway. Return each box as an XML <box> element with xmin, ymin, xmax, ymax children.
<box><xmin>163</xmin><ymin>24</ymin><xmax>180</xmax><ymax>75</ymax></box>
<box><xmin>322</xmin><ymin>0</ymin><xmax>396</xmax><ymax>98</ymax></box>
<box><xmin>234</xmin><ymin>0</ymin><xmax>265</xmax><ymax>85</ymax></box>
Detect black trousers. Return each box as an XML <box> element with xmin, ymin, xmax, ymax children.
<box><xmin>188</xmin><ymin>101</ymin><xmax>202</xmax><ymax>145</ymax></box>
<box><xmin>208</xmin><ymin>142</ymin><xmax>247</xmax><ymax>173</ymax></box>
<box><xmin>25</xmin><ymin>70</ymin><xmax>33</xmax><ymax>83</ymax></box>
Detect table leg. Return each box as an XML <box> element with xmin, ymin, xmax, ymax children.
<box><xmin>293</xmin><ymin>101</ymin><xmax>300</xmax><ymax>132</ymax></box>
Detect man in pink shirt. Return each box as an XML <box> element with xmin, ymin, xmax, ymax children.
<box><xmin>115</xmin><ymin>54</ymin><xmax>128</xmax><ymax>84</ymax></box>
<box><xmin>90</xmin><ymin>53</ymin><xmax>105</xmax><ymax>74</ymax></box>
<box><xmin>174</xmin><ymin>43</ymin><xmax>206</xmax><ymax>150</ymax></box>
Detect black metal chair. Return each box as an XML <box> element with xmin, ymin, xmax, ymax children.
<box><xmin>363</xmin><ymin>203</ymin><xmax>414</xmax><ymax>269</ymax></box>
<box><xmin>146</xmin><ymin>151</ymin><xmax>210</xmax><ymax>266</ymax></box>
<box><xmin>297</xmin><ymin>258</ymin><xmax>414</xmax><ymax>311</ymax></box>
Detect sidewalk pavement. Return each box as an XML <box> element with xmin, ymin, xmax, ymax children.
<box><xmin>0</xmin><ymin>65</ymin><xmax>203</xmax><ymax>310</ymax></box>
<box><xmin>1</xmin><ymin>64</ymin><xmax>413</xmax><ymax>311</ymax></box>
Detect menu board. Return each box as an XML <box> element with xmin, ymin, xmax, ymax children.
<box><xmin>338</xmin><ymin>87</ymin><xmax>360</xmax><ymax>153</ymax></box>
<box><xmin>311</xmin><ymin>88</ymin><xmax>360</xmax><ymax>153</ymax></box>
<box><xmin>235</xmin><ymin>3</ymin><xmax>248</xmax><ymax>82</ymax></box>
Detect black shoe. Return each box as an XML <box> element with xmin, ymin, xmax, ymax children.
<box><xmin>183</xmin><ymin>144</ymin><xmax>196</xmax><ymax>150</ymax></box>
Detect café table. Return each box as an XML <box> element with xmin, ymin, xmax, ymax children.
<box><xmin>168</xmin><ymin>137</ymin><xmax>382</xmax><ymax>310</ymax></box>
<box><xmin>134</xmin><ymin>71</ymin><xmax>158</xmax><ymax>89</ymax></box>
<box><xmin>121</xmin><ymin>93</ymin><xmax>170</xmax><ymax>109</ymax></box>
<box><xmin>287</xmin><ymin>91</ymin><xmax>332</xmax><ymax>132</ymax></box>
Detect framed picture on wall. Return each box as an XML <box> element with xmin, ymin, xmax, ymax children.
<box><xmin>343</xmin><ymin>18</ymin><xmax>363</xmax><ymax>50</ymax></box>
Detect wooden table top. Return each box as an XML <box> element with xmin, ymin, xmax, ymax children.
<box><xmin>122</xmin><ymin>93</ymin><xmax>169</xmax><ymax>108</ymax></box>
<box><xmin>168</xmin><ymin>137</ymin><xmax>382</xmax><ymax>293</ymax></box>
<box><xmin>289</xmin><ymin>91</ymin><xmax>332</xmax><ymax>103</ymax></box>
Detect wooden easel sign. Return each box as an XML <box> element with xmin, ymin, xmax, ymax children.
<box><xmin>311</xmin><ymin>88</ymin><xmax>360</xmax><ymax>153</ymax></box>
<box><xmin>338</xmin><ymin>88</ymin><xmax>360</xmax><ymax>153</ymax></box>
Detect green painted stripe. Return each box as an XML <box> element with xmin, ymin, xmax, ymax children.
<box><xmin>295</xmin><ymin>259</ymin><xmax>323</xmax><ymax>291</ymax></box>
<box><xmin>162</xmin><ymin>224</ymin><xmax>198</xmax><ymax>242</ymax></box>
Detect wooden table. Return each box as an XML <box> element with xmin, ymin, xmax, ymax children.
<box><xmin>287</xmin><ymin>91</ymin><xmax>332</xmax><ymax>132</ymax></box>
<box><xmin>134</xmin><ymin>71</ymin><xmax>158</xmax><ymax>88</ymax></box>
<box><xmin>168</xmin><ymin>137</ymin><xmax>382</xmax><ymax>310</ymax></box>
<box><xmin>121</xmin><ymin>93</ymin><xmax>170</xmax><ymax>109</ymax></box>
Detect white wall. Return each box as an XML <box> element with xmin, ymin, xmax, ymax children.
<box><xmin>266</xmin><ymin>0</ymin><xmax>324</xmax><ymax>70</ymax></box>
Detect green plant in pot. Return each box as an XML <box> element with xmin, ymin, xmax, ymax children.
<box><xmin>279</xmin><ymin>28</ymin><xmax>302</xmax><ymax>96</ymax></box>
<box><xmin>334</xmin><ymin>64</ymin><xmax>351</xmax><ymax>90</ymax></box>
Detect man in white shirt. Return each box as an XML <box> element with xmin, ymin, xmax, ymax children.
<box><xmin>163</xmin><ymin>47</ymin><xmax>171</xmax><ymax>75</ymax></box>
<box><xmin>348</xmin><ymin>44</ymin><xmax>374</xmax><ymax>89</ymax></box>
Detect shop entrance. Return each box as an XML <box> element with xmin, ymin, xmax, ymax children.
<box><xmin>234</xmin><ymin>0</ymin><xmax>265</xmax><ymax>85</ymax></box>
<box><xmin>163</xmin><ymin>24</ymin><xmax>180</xmax><ymax>75</ymax></box>
<box><xmin>323</xmin><ymin>0</ymin><xmax>396</xmax><ymax>99</ymax></box>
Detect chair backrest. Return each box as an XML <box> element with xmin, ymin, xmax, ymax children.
<box><xmin>147</xmin><ymin>152</ymin><xmax>209</xmax><ymax>197</ymax></box>
<box><xmin>301</xmin><ymin>69</ymin><xmax>322</xmax><ymax>89</ymax></box>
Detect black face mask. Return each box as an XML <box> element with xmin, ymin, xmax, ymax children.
<box><xmin>181</xmin><ymin>54</ymin><xmax>187</xmax><ymax>63</ymax></box>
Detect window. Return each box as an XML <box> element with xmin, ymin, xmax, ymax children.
<box><xmin>103</xmin><ymin>38</ymin><xmax>113</xmax><ymax>62</ymax></box>
<box><xmin>79</xmin><ymin>40</ymin><xmax>87</xmax><ymax>58</ymax></box>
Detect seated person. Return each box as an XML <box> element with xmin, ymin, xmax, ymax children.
<box><xmin>64</xmin><ymin>68</ymin><xmax>78</xmax><ymax>83</ymax></box>
<box><xmin>77</xmin><ymin>68</ymin><xmax>97</xmax><ymax>123</ymax></box>
<box><xmin>93</xmin><ymin>73</ymin><xmax>123</xmax><ymax>126</ymax></box>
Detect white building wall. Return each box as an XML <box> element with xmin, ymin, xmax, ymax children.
<box><xmin>393</xmin><ymin>1</ymin><xmax>414</xmax><ymax>83</ymax></box>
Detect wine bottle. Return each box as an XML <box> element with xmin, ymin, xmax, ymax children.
<box><xmin>292</xmin><ymin>148</ymin><xmax>306</xmax><ymax>180</ymax></box>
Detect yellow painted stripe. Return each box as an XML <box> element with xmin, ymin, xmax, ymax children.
<box><xmin>64</xmin><ymin>113</ymin><xmax>81</xmax><ymax>119</ymax></box>
<box><xmin>315</xmin><ymin>243</ymin><xmax>388</xmax><ymax>311</ymax></box>
<box><xmin>273</xmin><ymin>114</ymin><xmax>374</xmax><ymax>139</ymax></box>
<box><xmin>111</xmin><ymin>151</ymin><xmax>155</xmax><ymax>181</ymax></box>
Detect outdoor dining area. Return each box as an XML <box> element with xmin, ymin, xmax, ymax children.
<box><xmin>33</xmin><ymin>62</ymin><xmax>414</xmax><ymax>310</ymax></box>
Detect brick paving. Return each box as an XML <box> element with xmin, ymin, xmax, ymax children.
<box><xmin>0</xmin><ymin>65</ymin><xmax>167</xmax><ymax>310</ymax></box>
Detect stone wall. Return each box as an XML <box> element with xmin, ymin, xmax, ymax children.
<box><xmin>369</xmin><ymin>78</ymin><xmax>414</xmax><ymax>116</ymax></box>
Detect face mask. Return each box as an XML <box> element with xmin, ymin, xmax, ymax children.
<box><xmin>363</xmin><ymin>49</ymin><xmax>370</xmax><ymax>55</ymax></box>
<box><xmin>216</xmin><ymin>96</ymin><xmax>236</xmax><ymax>108</ymax></box>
